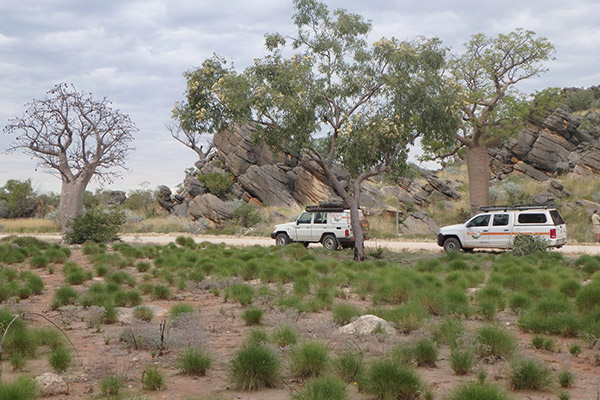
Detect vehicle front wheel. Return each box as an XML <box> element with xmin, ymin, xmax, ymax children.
<box><xmin>322</xmin><ymin>234</ymin><xmax>339</xmax><ymax>250</ymax></box>
<box><xmin>275</xmin><ymin>233</ymin><xmax>291</xmax><ymax>246</ymax></box>
<box><xmin>443</xmin><ymin>237</ymin><xmax>461</xmax><ymax>252</ymax></box>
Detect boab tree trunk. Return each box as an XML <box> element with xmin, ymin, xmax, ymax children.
<box><xmin>466</xmin><ymin>144</ymin><xmax>490</xmax><ymax>216</ymax></box>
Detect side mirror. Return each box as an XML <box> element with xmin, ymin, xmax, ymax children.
<box><xmin>296</xmin><ymin>220</ymin><xmax>300</xmax><ymax>225</ymax></box>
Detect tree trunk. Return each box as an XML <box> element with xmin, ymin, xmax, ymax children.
<box><xmin>348</xmin><ymin>196</ymin><xmax>366</xmax><ymax>261</ymax></box>
<box><xmin>466</xmin><ymin>144</ymin><xmax>490</xmax><ymax>216</ymax></box>
<box><xmin>59</xmin><ymin>178</ymin><xmax>90</xmax><ymax>232</ymax></box>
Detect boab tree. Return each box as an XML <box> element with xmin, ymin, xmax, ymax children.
<box><xmin>424</xmin><ymin>29</ymin><xmax>554</xmax><ymax>215</ymax></box>
<box><xmin>180</xmin><ymin>0</ymin><xmax>459</xmax><ymax>260</ymax></box>
<box><xmin>4</xmin><ymin>83</ymin><xmax>138</xmax><ymax>231</ymax></box>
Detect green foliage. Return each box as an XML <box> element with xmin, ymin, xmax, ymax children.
<box><xmin>568</xmin><ymin>343</ymin><xmax>581</xmax><ymax>356</ymax></box>
<box><xmin>229</xmin><ymin>343</ymin><xmax>281</xmax><ymax>390</ymax></box>
<box><xmin>152</xmin><ymin>284</ymin><xmax>172</xmax><ymax>300</ymax></box>
<box><xmin>509</xmin><ymin>358</ymin><xmax>552</xmax><ymax>390</ymax></box>
<box><xmin>557</xmin><ymin>369</ymin><xmax>574</xmax><ymax>388</ymax></box>
<box><xmin>565</xmin><ymin>88</ymin><xmax>596</xmax><ymax>111</ymax></box>
<box><xmin>413</xmin><ymin>339</ymin><xmax>438</xmax><ymax>367</ymax></box>
<box><xmin>177</xmin><ymin>348</ymin><xmax>212</xmax><ymax>376</ymax></box>
<box><xmin>512</xmin><ymin>234</ymin><xmax>548</xmax><ymax>256</ymax></box>
<box><xmin>225</xmin><ymin>283</ymin><xmax>254</xmax><ymax>305</ymax></box>
<box><xmin>363</xmin><ymin>358</ymin><xmax>423</xmax><ymax>400</ymax></box>
<box><xmin>246</xmin><ymin>328</ymin><xmax>270</xmax><ymax>346</ymax></box>
<box><xmin>333</xmin><ymin>350</ymin><xmax>364</xmax><ymax>383</ymax></box>
<box><xmin>293</xmin><ymin>376</ymin><xmax>347</xmax><ymax>400</ymax></box>
<box><xmin>476</xmin><ymin>325</ymin><xmax>516</xmax><ymax>360</ymax></box>
<box><xmin>241</xmin><ymin>307</ymin><xmax>264</xmax><ymax>325</ymax></box>
<box><xmin>291</xmin><ymin>342</ymin><xmax>330</xmax><ymax>378</ymax></box>
<box><xmin>271</xmin><ymin>325</ymin><xmax>298</xmax><ymax>347</ymax></box>
<box><xmin>100</xmin><ymin>374</ymin><xmax>125</xmax><ymax>396</ymax></box>
<box><xmin>332</xmin><ymin>303</ymin><xmax>360</xmax><ymax>326</ymax></box>
<box><xmin>123</xmin><ymin>187</ymin><xmax>157</xmax><ymax>217</ymax></box>
<box><xmin>444</xmin><ymin>382</ymin><xmax>511</xmax><ymax>400</ymax></box>
<box><xmin>64</xmin><ymin>209</ymin><xmax>126</xmax><ymax>244</ymax></box>
<box><xmin>51</xmin><ymin>285</ymin><xmax>78</xmax><ymax>309</ymax></box>
<box><xmin>133</xmin><ymin>305</ymin><xmax>154</xmax><ymax>322</ymax></box>
<box><xmin>9</xmin><ymin>352</ymin><xmax>27</xmax><ymax>371</ymax></box>
<box><xmin>450</xmin><ymin>348</ymin><xmax>475</xmax><ymax>375</ymax></box>
<box><xmin>0</xmin><ymin>179</ymin><xmax>40</xmax><ymax>218</ymax></box>
<box><xmin>197</xmin><ymin>172</ymin><xmax>233</xmax><ymax>199</ymax></box>
<box><xmin>142</xmin><ymin>365</ymin><xmax>166</xmax><ymax>391</ymax></box>
<box><xmin>575</xmin><ymin>281</ymin><xmax>600</xmax><ymax>313</ymax></box>
<box><xmin>233</xmin><ymin>203</ymin><xmax>263</xmax><ymax>227</ymax></box>
<box><xmin>0</xmin><ymin>377</ymin><xmax>39</xmax><ymax>400</ymax></box>
<box><xmin>170</xmin><ymin>303</ymin><xmax>195</xmax><ymax>319</ymax></box>
<box><xmin>48</xmin><ymin>347</ymin><xmax>72</xmax><ymax>373</ymax></box>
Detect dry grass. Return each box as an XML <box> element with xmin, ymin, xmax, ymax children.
<box><xmin>0</xmin><ymin>218</ymin><xmax>59</xmax><ymax>233</ymax></box>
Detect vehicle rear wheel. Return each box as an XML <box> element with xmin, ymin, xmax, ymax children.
<box><xmin>322</xmin><ymin>234</ymin><xmax>339</xmax><ymax>250</ymax></box>
<box><xmin>443</xmin><ymin>237</ymin><xmax>461</xmax><ymax>252</ymax></box>
<box><xmin>275</xmin><ymin>233</ymin><xmax>290</xmax><ymax>246</ymax></box>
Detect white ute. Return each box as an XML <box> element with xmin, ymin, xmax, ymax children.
<box><xmin>437</xmin><ymin>205</ymin><xmax>567</xmax><ymax>252</ymax></box>
<box><xmin>271</xmin><ymin>205</ymin><xmax>369</xmax><ymax>250</ymax></box>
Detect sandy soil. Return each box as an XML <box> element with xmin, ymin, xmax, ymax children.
<box><xmin>2</xmin><ymin>241</ymin><xmax>600</xmax><ymax>400</ymax></box>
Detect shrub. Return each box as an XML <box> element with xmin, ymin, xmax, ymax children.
<box><xmin>0</xmin><ymin>376</ymin><xmax>39</xmax><ymax>400</ymax></box>
<box><xmin>333</xmin><ymin>350</ymin><xmax>364</xmax><ymax>383</ymax></box>
<box><xmin>241</xmin><ymin>307</ymin><xmax>264</xmax><ymax>326</ymax></box>
<box><xmin>170</xmin><ymin>303</ymin><xmax>195</xmax><ymax>319</ymax></box>
<box><xmin>569</xmin><ymin>343</ymin><xmax>581</xmax><ymax>356</ymax></box>
<box><xmin>332</xmin><ymin>303</ymin><xmax>360</xmax><ymax>326</ymax></box>
<box><xmin>233</xmin><ymin>203</ymin><xmax>263</xmax><ymax>227</ymax></box>
<box><xmin>476</xmin><ymin>325</ymin><xmax>516</xmax><ymax>360</ymax></box>
<box><xmin>23</xmin><ymin>272</ymin><xmax>44</xmax><ymax>295</ymax></box>
<box><xmin>135</xmin><ymin>261</ymin><xmax>151</xmax><ymax>272</ymax></box>
<box><xmin>152</xmin><ymin>284</ymin><xmax>172</xmax><ymax>300</ymax></box>
<box><xmin>291</xmin><ymin>342</ymin><xmax>329</xmax><ymax>378</ymax></box>
<box><xmin>363</xmin><ymin>358</ymin><xmax>423</xmax><ymax>400</ymax></box>
<box><xmin>64</xmin><ymin>208</ymin><xmax>126</xmax><ymax>244</ymax></box>
<box><xmin>271</xmin><ymin>325</ymin><xmax>298</xmax><ymax>347</ymax></box>
<box><xmin>229</xmin><ymin>343</ymin><xmax>281</xmax><ymax>390</ymax></box>
<box><xmin>450</xmin><ymin>348</ymin><xmax>475</xmax><ymax>375</ymax></box>
<box><xmin>512</xmin><ymin>234</ymin><xmax>547</xmax><ymax>256</ymax></box>
<box><xmin>225</xmin><ymin>283</ymin><xmax>254</xmax><ymax>305</ymax></box>
<box><xmin>293</xmin><ymin>376</ymin><xmax>347</xmax><ymax>400</ymax></box>
<box><xmin>142</xmin><ymin>365</ymin><xmax>165</xmax><ymax>391</ymax></box>
<box><xmin>29</xmin><ymin>253</ymin><xmax>49</xmax><ymax>268</ymax></box>
<box><xmin>133</xmin><ymin>306</ymin><xmax>154</xmax><ymax>322</ymax></box>
<box><xmin>48</xmin><ymin>347</ymin><xmax>72</xmax><ymax>373</ymax></box>
<box><xmin>444</xmin><ymin>382</ymin><xmax>511</xmax><ymax>400</ymax></box>
<box><xmin>413</xmin><ymin>339</ymin><xmax>438</xmax><ymax>367</ymax></box>
<box><xmin>100</xmin><ymin>374</ymin><xmax>125</xmax><ymax>396</ymax></box>
<box><xmin>197</xmin><ymin>172</ymin><xmax>233</xmax><ymax>199</ymax></box>
<box><xmin>575</xmin><ymin>282</ymin><xmax>600</xmax><ymax>313</ymax></box>
<box><xmin>558</xmin><ymin>369</ymin><xmax>574</xmax><ymax>388</ymax></box>
<box><xmin>509</xmin><ymin>358</ymin><xmax>552</xmax><ymax>390</ymax></box>
<box><xmin>177</xmin><ymin>348</ymin><xmax>212</xmax><ymax>376</ymax></box>
<box><xmin>51</xmin><ymin>285</ymin><xmax>78</xmax><ymax>309</ymax></box>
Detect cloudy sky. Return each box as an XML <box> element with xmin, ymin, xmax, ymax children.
<box><xmin>1</xmin><ymin>0</ymin><xmax>599</xmax><ymax>194</ymax></box>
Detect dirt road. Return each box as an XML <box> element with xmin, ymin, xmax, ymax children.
<box><xmin>3</xmin><ymin>233</ymin><xmax>600</xmax><ymax>255</ymax></box>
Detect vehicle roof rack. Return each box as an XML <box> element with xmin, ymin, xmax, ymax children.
<box><xmin>305</xmin><ymin>205</ymin><xmax>346</xmax><ymax>212</ymax></box>
<box><xmin>479</xmin><ymin>204</ymin><xmax>555</xmax><ymax>212</ymax></box>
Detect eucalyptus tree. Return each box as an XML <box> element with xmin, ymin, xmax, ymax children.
<box><xmin>177</xmin><ymin>0</ymin><xmax>458</xmax><ymax>260</ymax></box>
<box><xmin>424</xmin><ymin>29</ymin><xmax>555</xmax><ymax>215</ymax></box>
<box><xmin>4</xmin><ymin>83</ymin><xmax>137</xmax><ymax>231</ymax></box>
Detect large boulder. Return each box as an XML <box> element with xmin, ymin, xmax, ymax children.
<box><xmin>188</xmin><ymin>194</ymin><xmax>234</xmax><ymax>224</ymax></box>
<box><xmin>107</xmin><ymin>190</ymin><xmax>127</xmax><ymax>205</ymax></box>
<box><xmin>399</xmin><ymin>212</ymin><xmax>438</xmax><ymax>235</ymax></box>
<box><xmin>238</xmin><ymin>165</ymin><xmax>298</xmax><ymax>208</ymax></box>
<box><xmin>338</xmin><ymin>315</ymin><xmax>396</xmax><ymax>336</ymax></box>
<box><xmin>156</xmin><ymin>185</ymin><xmax>174</xmax><ymax>211</ymax></box>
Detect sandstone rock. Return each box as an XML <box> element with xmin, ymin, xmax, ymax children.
<box><xmin>35</xmin><ymin>372</ymin><xmax>68</xmax><ymax>397</ymax></box>
<box><xmin>338</xmin><ymin>315</ymin><xmax>396</xmax><ymax>336</ymax></box>
<box><xmin>293</xmin><ymin>166</ymin><xmax>336</xmax><ymax>205</ymax></box>
<box><xmin>399</xmin><ymin>212</ymin><xmax>438</xmax><ymax>235</ymax></box>
<box><xmin>107</xmin><ymin>190</ymin><xmax>127</xmax><ymax>205</ymax></box>
<box><xmin>531</xmin><ymin>192</ymin><xmax>556</xmax><ymax>205</ymax></box>
<box><xmin>238</xmin><ymin>165</ymin><xmax>298</xmax><ymax>207</ymax></box>
<box><xmin>156</xmin><ymin>185</ymin><xmax>174</xmax><ymax>211</ymax></box>
<box><xmin>172</xmin><ymin>202</ymin><xmax>189</xmax><ymax>218</ymax></box>
<box><xmin>188</xmin><ymin>194</ymin><xmax>234</xmax><ymax>223</ymax></box>
<box><xmin>185</xmin><ymin>175</ymin><xmax>206</xmax><ymax>197</ymax></box>
<box><xmin>573</xmin><ymin>145</ymin><xmax>600</xmax><ymax>178</ymax></box>
<box><xmin>526</xmin><ymin>130</ymin><xmax>573</xmax><ymax>172</ymax></box>
<box><xmin>541</xmin><ymin>105</ymin><xmax>581</xmax><ymax>142</ymax></box>
<box><xmin>512</xmin><ymin>161</ymin><xmax>550</xmax><ymax>181</ymax></box>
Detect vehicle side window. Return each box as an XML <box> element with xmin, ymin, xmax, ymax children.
<box><xmin>493</xmin><ymin>214</ymin><xmax>509</xmax><ymax>226</ymax></box>
<box><xmin>313</xmin><ymin>212</ymin><xmax>327</xmax><ymax>224</ymax></box>
<box><xmin>467</xmin><ymin>214</ymin><xmax>490</xmax><ymax>227</ymax></box>
<box><xmin>518</xmin><ymin>213</ymin><xmax>547</xmax><ymax>224</ymax></box>
<box><xmin>550</xmin><ymin>210</ymin><xmax>565</xmax><ymax>225</ymax></box>
<box><xmin>297</xmin><ymin>212</ymin><xmax>312</xmax><ymax>224</ymax></box>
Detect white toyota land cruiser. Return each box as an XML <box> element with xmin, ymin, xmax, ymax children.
<box><xmin>437</xmin><ymin>205</ymin><xmax>567</xmax><ymax>252</ymax></box>
<box><xmin>271</xmin><ymin>205</ymin><xmax>369</xmax><ymax>250</ymax></box>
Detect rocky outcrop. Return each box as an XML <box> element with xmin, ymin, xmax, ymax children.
<box><xmin>107</xmin><ymin>190</ymin><xmax>127</xmax><ymax>205</ymax></box>
<box><xmin>398</xmin><ymin>212</ymin><xmax>439</xmax><ymax>235</ymax></box>
<box><xmin>238</xmin><ymin>165</ymin><xmax>298</xmax><ymax>208</ymax></box>
<box><xmin>188</xmin><ymin>194</ymin><xmax>234</xmax><ymax>224</ymax></box>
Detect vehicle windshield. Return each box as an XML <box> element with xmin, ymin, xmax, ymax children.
<box><xmin>297</xmin><ymin>212</ymin><xmax>312</xmax><ymax>224</ymax></box>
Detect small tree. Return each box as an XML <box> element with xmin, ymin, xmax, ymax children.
<box><xmin>0</xmin><ymin>179</ymin><xmax>40</xmax><ymax>218</ymax></box>
<box><xmin>424</xmin><ymin>29</ymin><xmax>555</xmax><ymax>215</ymax></box>
<box><xmin>4</xmin><ymin>83</ymin><xmax>138</xmax><ymax>231</ymax></box>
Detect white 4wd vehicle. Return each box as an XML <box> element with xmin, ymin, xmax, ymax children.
<box><xmin>271</xmin><ymin>206</ymin><xmax>369</xmax><ymax>250</ymax></box>
<box><xmin>437</xmin><ymin>205</ymin><xmax>567</xmax><ymax>252</ymax></box>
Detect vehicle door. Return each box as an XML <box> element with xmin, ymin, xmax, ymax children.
<box><xmin>487</xmin><ymin>213</ymin><xmax>512</xmax><ymax>248</ymax></box>
<box><xmin>463</xmin><ymin>214</ymin><xmax>491</xmax><ymax>248</ymax></box>
<box><xmin>295</xmin><ymin>212</ymin><xmax>313</xmax><ymax>241</ymax></box>
<box><xmin>310</xmin><ymin>212</ymin><xmax>328</xmax><ymax>241</ymax></box>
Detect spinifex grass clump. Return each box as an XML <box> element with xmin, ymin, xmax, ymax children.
<box><xmin>229</xmin><ymin>343</ymin><xmax>281</xmax><ymax>390</ymax></box>
<box><xmin>63</xmin><ymin>262</ymin><xmax>92</xmax><ymax>285</ymax></box>
<box><xmin>444</xmin><ymin>382</ymin><xmax>512</xmax><ymax>400</ymax></box>
<box><xmin>170</xmin><ymin>303</ymin><xmax>195</xmax><ymax>319</ymax></box>
<box><xmin>435</xmin><ymin>318</ymin><xmax>464</xmax><ymax>347</ymax></box>
<box><xmin>291</xmin><ymin>342</ymin><xmax>330</xmax><ymax>378</ymax></box>
<box><xmin>48</xmin><ymin>347</ymin><xmax>72</xmax><ymax>373</ymax></box>
<box><xmin>363</xmin><ymin>358</ymin><xmax>423</xmax><ymax>400</ymax></box>
<box><xmin>51</xmin><ymin>285</ymin><xmax>78</xmax><ymax>309</ymax></box>
<box><xmin>293</xmin><ymin>376</ymin><xmax>347</xmax><ymax>400</ymax></box>
<box><xmin>177</xmin><ymin>347</ymin><xmax>212</xmax><ymax>376</ymax></box>
<box><xmin>450</xmin><ymin>347</ymin><xmax>475</xmax><ymax>375</ymax></box>
<box><xmin>519</xmin><ymin>293</ymin><xmax>580</xmax><ymax>336</ymax></box>
<box><xmin>333</xmin><ymin>350</ymin><xmax>364</xmax><ymax>383</ymax></box>
<box><xmin>413</xmin><ymin>339</ymin><xmax>438</xmax><ymax>367</ymax></box>
<box><xmin>225</xmin><ymin>283</ymin><xmax>254</xmax><ymax>305</ymax></box>
<box><xmin>558</xmin><ymin>369</ymin><xmax>574</xmax><ymax>388</ymax></box>
<box><xmin>100</xmin><ymin>374</ymin><xmax>125</xmax><ymax>396</ymax></box>
<box><xmin>241</xmin><ymin>307</ymin><xmax>264</xmax><ymax>325</ymax></box>
<box><xmin>332</xmin><ymin>303</ymin><xmax>360</xmax><ymax>326</ymax></box>
<box><xmin>0</xmin><ymin>376</ymin><xmax>39</xmax><ymax>400</ymax></box>
<box><xmin>509</xmin><ymin>358</ymin><xmax>552</xmax><ymax>390</ymax></box>
<box><xmin>133</xmin><ymin>305</ymin><xmax>154</xmax><ymax>322</ymax></box>
<box><xmin>271</xmin><ymin>325</ymin><xmax>298</xmax><ymax>348</ymax></box>
<box><xmin>476</xmin><ymin>325</ymin><xmax>516</xmax><ymax>360</ymax></box>
<box><xmin>246</xmin><ymin>328</ymin><xmax>270</xmax><ymax>346</ymax></box>
<box><xmin>0</xmin><ymin>309</ymin><xmax>38</xmax><ymax>359</ymax></box>
<box><xmin>142</xmin><ymin>365</ymin><xmax>166</xmax><ymax>391</ymax></box>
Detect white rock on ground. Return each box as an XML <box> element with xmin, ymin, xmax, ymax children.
<box><xmin>338</xmin><ymin>314</ymin><xmax>396</xmax><ymax>336</ymax></box>
<box><xmin>34</xmin><ymin>372</ymin><xmax>68</xmax><ymax>397</ymax></box>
